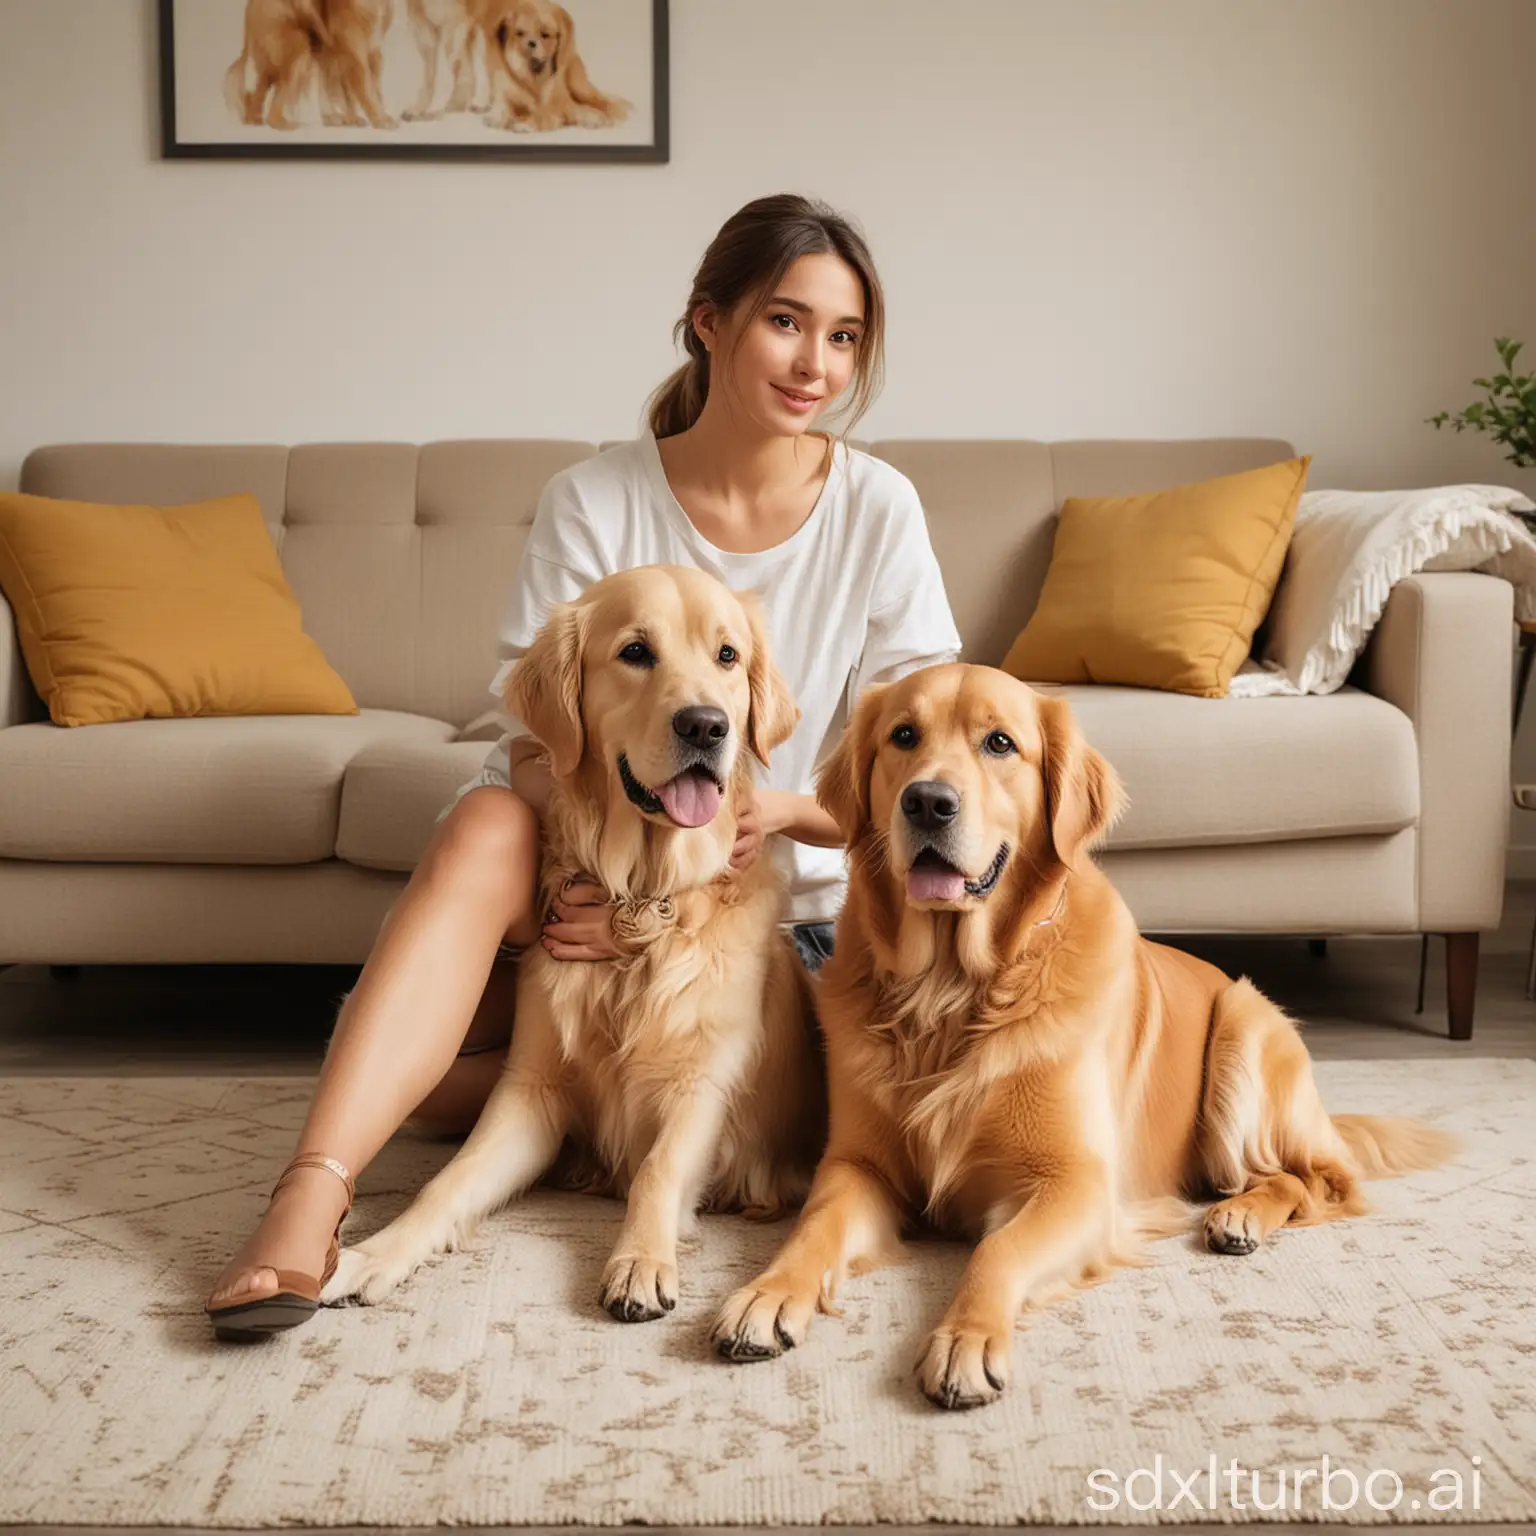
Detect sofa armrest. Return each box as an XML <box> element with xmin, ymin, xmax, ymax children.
<box><xmin>1362</xmin><ymin>572</ymin><xmax>1512</xmax><ymax>931</ymax></box>
<box><xmin>0</xmin><ymin>587</ymin><xmax>39</xmax><ymax>729</ymax></box>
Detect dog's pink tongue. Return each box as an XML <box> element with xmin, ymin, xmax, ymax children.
<box><xmin>907</xmin><ymin>866</ymin><xmax>966</xmax><ymax>902</ymax></box>
<box><xmin>656</xmin><ymin>768</ymin><xmax>722</xmax><ymax>828</ymax></box>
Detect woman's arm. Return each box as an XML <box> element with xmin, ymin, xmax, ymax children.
<box><xmin>506</xmin><ymin>736</ymin><xmax>556</xmax><ymax>817</ymax></box>
<box><xmin>759</xmin><ymin>787</ymin><xmax>844</xmax><ymax>849</ymax></box>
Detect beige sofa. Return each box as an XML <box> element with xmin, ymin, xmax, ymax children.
<box><xmin>0</xmin><ymin>439</ymin><xmax>1513</xmax><ymax>1037</ymax></box>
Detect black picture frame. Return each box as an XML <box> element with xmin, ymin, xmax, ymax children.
<box><xmin>159</xmin><ymin>0</ymin><xmax>669</xmax><ymax>163</ymax></box>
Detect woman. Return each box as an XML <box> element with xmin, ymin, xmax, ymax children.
<box><xmin>205</xmin><ymin>192</ymin><xmax>962</xmax><ymax>1338</ymax></box>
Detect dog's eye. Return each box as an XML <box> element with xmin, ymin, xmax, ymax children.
<box><xmin>618</xmin><ymin>641</ymin><xmax>656</xmax><ymax>668</ymax></box>
<box><xmin>717</xmin><ymin>645</ymin><xmax>738</xmax><ymax>667</ymax></box>
<box><xmin>891</xmin><ymin>724</ymin><xmax>919</xmax><ymax>750</ymax></box>
<box><xmin>983</xmin><ymin>731</ymin><xmax>1017</xmax><ymax>757</ymax></box>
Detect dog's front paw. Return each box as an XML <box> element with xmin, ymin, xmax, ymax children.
<box><xmin>712</xmin><ymin>1277</ymin><xmax>814</xmax><ymax>1362</ymax></box>
<box><xmin>600</xmin><ymin>1254</ymin><xmax>677</xmax><ymax>1322</ymax></box>
<box><xmin>320</xmin><ymin>1240</ymin><xmax>417</xmax><ymax>1306</ymax></box>
<box><xmin>916</xmin><ymin>1323</ymin><xmax>1011</xmax><ymax>1410</ymax></box>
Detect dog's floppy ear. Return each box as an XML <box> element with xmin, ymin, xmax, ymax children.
<box><xmin>816</xmin><ymin>683</ymin><xmax>889</xmax><ymax>845</ymax></box>
<box><xmin>738</xmin><ymin>589</ymin><xmax>799</xmax><ymax>767</ymax></box>
<box><xmin>504</xmin><ymin>599</ymin><xmax>589</xmax><ymax>778</ymax></box>
<box><xmin>551</xmin><ymin>3</ymin><xmax>573</xmax><ymax>75</ymax></box>
<box><xmin>1036</xmin><ymin>693</ymin><xmax>1126</xmax><ymax>869</ymax></box>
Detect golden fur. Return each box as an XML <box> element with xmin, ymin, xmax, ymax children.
<box><xmin>713</xmin><ymin>664</ymin><xmax>1455</xmax><ymax>1407</ymax></box>
<box><xmin>224</xmin><ymin>0</ymin><xmax>395</xmax><ymax>130</ymax></box>
<box><xmin>477</xmin><ymin>0</ymin><xmax>631</xmax><ymax>133</ymax></box>
<box><xmin>324</xmin><ymin>566</ymin><xmax>825</xmax><ymax>1322</ymax></box>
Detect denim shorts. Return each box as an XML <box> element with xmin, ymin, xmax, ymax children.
<box><xmin>790</xmin><ymin>921</ymin><xmax>836</xmax><ymax>973</ymax></box>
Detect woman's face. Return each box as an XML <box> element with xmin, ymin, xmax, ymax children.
<box><xmin>700</xmin><ymin>252</ymin><xmax>866</xmax><ymax>439</ymax></box>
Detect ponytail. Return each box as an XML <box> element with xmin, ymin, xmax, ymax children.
<box><xmin>646</xmin><ymin>328</ymin><xmax>711</xmax><ymax>438</ymax></box>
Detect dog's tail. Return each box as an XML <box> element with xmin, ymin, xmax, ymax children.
<box><xmin>1332</xmin><ymin>1113</ymin><xmax>1458</xmax><ymax>1180</ymax></box>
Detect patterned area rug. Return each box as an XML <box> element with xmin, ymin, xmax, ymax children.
<box><xmin>0</xmin><ymin>1059</ymin><xmax>1533</xmax><ymax>1527</ymax></box>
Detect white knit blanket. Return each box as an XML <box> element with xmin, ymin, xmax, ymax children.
<box><xmin>1231</xmin><ymin>484</ymin><xmax>1536</xmax><ymax>697</ymax></box>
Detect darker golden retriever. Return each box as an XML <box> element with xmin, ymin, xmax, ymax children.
<box><xmin>714</xmin><ymin>663</ymin><xmax>1454</xmax><ymax>1407</ymax></box>
<box><xmin>225</xmin><ymin>0</ymin><xmax>395</xmax><ymax>130</ymax></box>
<box><xmin>324</xmin><ymin>566</ymin><xmax>824</xmax><ymax>1322</ymax></box>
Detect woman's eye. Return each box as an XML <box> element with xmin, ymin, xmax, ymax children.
<box><xmin>772</xmin><ymin>313</ymin><xmax>797</xmax><ymax>331</ymax></box>
<box><xmin>718</xmin><ymin>645</ymin><xmax>738</xmax><ymax>667</ymax></box>
<box><xmin>891</xmin><ymin>724</ymin><xmax>919</xmax><ymax>749</ymax></box>
<box><xmin>619</xmin><ymin>641</ymin><xmax>655</xmax><ymax>667</ymax></box>
<box><xmin>984</xmin><ymin>731</ymin><xmax>1017</xmax><ymax>756</ymax></box>
<box><xmin>832</xmin><ymin>330</ymin><xmax>859</xmax><ymax>346</ymax></box>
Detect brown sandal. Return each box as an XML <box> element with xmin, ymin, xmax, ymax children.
<box><xmin>206</xmin><ymin>1154</ymin><xmax>355</xmax><ymax>1342</ymax></box>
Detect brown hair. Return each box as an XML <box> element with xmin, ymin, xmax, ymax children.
<box><xmin>646</xmin><ymin>193</ymin><xmax>886</xmax><ymax>441</ymax></box>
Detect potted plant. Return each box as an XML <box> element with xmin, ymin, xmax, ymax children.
<box><xmin>1430</xmin><ymin>336</ymin><xmax>1536</xmax><ymax>466</ymax></box>
<box><xmin>1431</xmin><ymin>337</ymin><xmax>1536</xmax><ymax>527</ymax></box>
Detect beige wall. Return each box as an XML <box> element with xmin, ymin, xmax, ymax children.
<box><xmin>5</xmin><ymin>0</ymin><xmax>1536</xmax><ymax>843</ymax></box>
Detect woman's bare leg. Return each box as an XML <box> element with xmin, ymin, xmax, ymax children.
<box><xmin>206</xmin><ymin>786</ymin><xmax>540</xmax><ymax>1308</ymax></box>
<box><xmin>406</xmin><ymin>958</ymin><xmax>519</xmax><ymax>1137</ymax></box>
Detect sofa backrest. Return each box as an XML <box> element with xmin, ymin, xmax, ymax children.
<box><xmin>16</xmin><ymin>436</ymin><xmax>1296</xmax><ymax>727</ymax></box>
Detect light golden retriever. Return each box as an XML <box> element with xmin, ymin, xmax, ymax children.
<box><xmin>478</xmin><ymin>0</ymin><xmax>631</xmax><ymax>133</ymax></box>
<box><xmin>324</xmin><ymin>566</ymin><xmax>825</xmax><ymax>1321</ymax></box>
<box><xmin>713</xmin><ymin>663</ymin><xmax>1455</xmax><ymax>1407</ymax></box>
<box><xmin>401</xmin><ymin>0</ymin><xmax>485</xmax><ymax>119</ymax></box>
<box><xmin>225</xmin><ymin>0</ymin><xmax>395</xmax><ymax>130</ymax></box>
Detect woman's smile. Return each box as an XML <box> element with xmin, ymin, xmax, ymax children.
<box><xmin>772</xmin><ymin>383</ymin><xmax>822</xmax><ymax>413</ymax></box>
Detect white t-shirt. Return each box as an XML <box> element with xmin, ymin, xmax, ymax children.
<box><xmin>480</xmin><ymin>432</ymin><xmax>962</xmax><ymax>923</ymax></box>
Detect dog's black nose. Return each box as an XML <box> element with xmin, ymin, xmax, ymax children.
<box><xmin>901</xmin><ymin>780</ymin><xmax>960</xmax><ymax>830</ymax></box>
<box><xmin>673</xmin><ymin>705</ymin><xmax>730</xmax><ymax>750</ymax></box>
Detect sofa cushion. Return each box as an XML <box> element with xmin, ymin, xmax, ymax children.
<box><xmin>1045</xmin><ymin>683</ymin><xmax>1419</xmax><ymax>849</ymax></box>
<box><xmin>0</xmin><ymin>490</ymin><xmax>358</xmax><ymax>727</ymax></box>
<box><xmin>338</xmin><ymin>738</ymin><xmax>506</xmax><ymax>872</ymax></box>
<box><xmin>1001</xmin><ymin>457</ymin><xmax>1310</xmax><ymax>698</ymax></box>
<box><xmin>0</xmin><ymin>709</ymin><xmax>457</xmax><ymax>863</ymax></box>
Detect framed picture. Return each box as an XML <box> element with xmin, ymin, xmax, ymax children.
<box><xmin>159</xmin><ymin>0</ymin><xmax>668</xmax><ymax>162</ymax></box>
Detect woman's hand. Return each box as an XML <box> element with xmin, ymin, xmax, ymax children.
<box><xmin>731</xmin><ymin>791</ymin><xmax>767</xmax><ymax>871</ymax></box>
<box><xmin>542</xmin><ymin>880</ymin><xmax>622</xmax><ymax>961</ymax></box>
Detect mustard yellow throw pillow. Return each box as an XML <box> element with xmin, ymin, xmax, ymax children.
<box><xmin>0</xmin><ymin>491</ymin><xmax>358</xmax><ymax>727</ymax></box>
<box><xmin>1001</xmin><ymin>456</ymin><xmax>1311</xmax><ymax>698</ymax></box>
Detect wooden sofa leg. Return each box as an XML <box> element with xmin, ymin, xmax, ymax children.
<box><xmin>1443</xmin><ymin>933</ymin><xmax>1478</xmax><ymax>1041</ymax></box>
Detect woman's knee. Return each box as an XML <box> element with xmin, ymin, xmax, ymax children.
<box><xmin>421</xmin><ymin>788</ymin><xmax>541</xmax><ymax>923</ymax></box>
<box><xmin>435</xmin><ymin>785</ymin><xmax>538</xmax><ymax>862</ymax></box>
